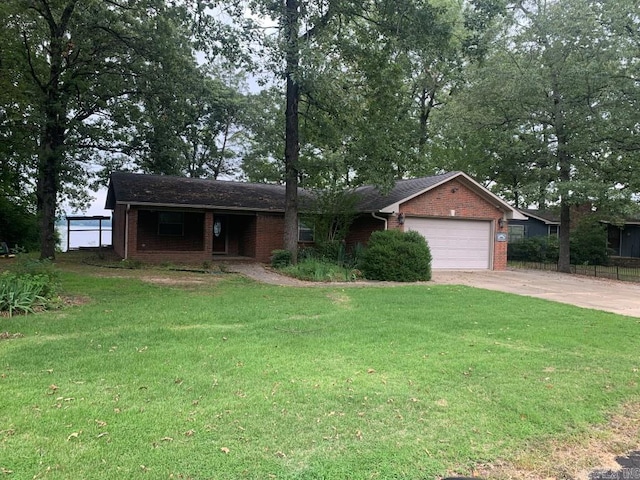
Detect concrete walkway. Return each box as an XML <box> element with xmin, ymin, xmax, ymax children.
<box><xmin>224</xmin><ymin>263</ymin><xmax>640</xmax><ymax>318</ymax></box>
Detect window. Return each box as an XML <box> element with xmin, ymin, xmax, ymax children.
<box><xmin>549</xmin><ymin>225</ymin><xmax>559</xmax><ymax>236</ymax></box>
<box><xmin>508</xmin><ymin>224</ymin><xmax>525</xmax><ymax>242</ymax></box>
<box><xmin>298</xmin><ymin>221</ymin><xmax>314</xmax><ymax>242</ymax></box>
<box><xmin>158</xmin><ymin>211</ymin><xmax>184</xmax><ymax>236</ymax></box>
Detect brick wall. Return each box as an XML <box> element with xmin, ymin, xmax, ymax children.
<box><xmin>255</xmin><ymin>213</ymin><xmax>285</xmax><ymax>263</ymax></box>
<box><xmin>125</xmin><ymin>208</ymin><xmax>212</xmax><ymax>264</ymax></box>
<box><xmin>345</xmin><ymin>215</ymin><xmax>387</xmax><ymax>249</ymax></box>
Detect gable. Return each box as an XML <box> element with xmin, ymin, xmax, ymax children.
<box><xmin>401</xmin><ymin>179</ymin><xmax>503</xmax><ymax>218</ymax></box>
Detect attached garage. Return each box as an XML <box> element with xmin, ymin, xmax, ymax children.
<box><xmin>404</xmin><ymin>218</ymin><xmax>492</xmax><ymax>269</ymax></box>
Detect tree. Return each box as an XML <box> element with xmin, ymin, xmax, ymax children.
<box><xmin>242</xmin><ymin>0</ymin><xmax>483</xmax><ymax>262</ymax></box>
<box><xmin>2</xmin><ymin>0</ymin><xmax>243</xmax><ymax>259</ymax></box>
<box><xmin>434</xmin><ymin>0</ymin><xmax>640</xmax><ymax>272</ymax></box>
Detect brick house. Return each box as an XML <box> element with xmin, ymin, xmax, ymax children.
<box><xmin>106</xmin><ymin>171</ymin><xmax>525</xmax><ymax>269</ymax></box>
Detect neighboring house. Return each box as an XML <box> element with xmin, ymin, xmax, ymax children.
<box><xmin>508</xmin><ymin>209</ymin><xmax>560</xmax><ymax>242</ymax></box>
<box><xmin>105</xmin><ymin>171</ymin><xmax>526</xmax><ymax>270</ymax></box>
<box><xmin>511</xmin><ymin>209</ymin><xmax>640</xmax><ymax>258</ymax></box>
<box><xmin>605</xmin><ymin>219</ymin><xmax>640</xmax><ymax>258</ymax></box>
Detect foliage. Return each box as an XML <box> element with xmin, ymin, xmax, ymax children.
<box><xmin>508</xmin><ymin>236</ymin><xmax>560</xmax><ymax>263</ymax></box>
<box><xmin>0</xmin><ymin>257</ymin><xmax>59</xmax><ymax>316</ymax></box>
<box><xmin>303</xmin><ymin>188</ymin><xmax>359</xmax><ymax>244</ymax></box>
<box><xmin>1</xmin><ymin>0</ymin><xmax>246</xmax><ymax>259</ymax></box>
<box><xmin>433</xmin><ymin>0</ymin><xmax>640</xmax><ymax>272</ymax></box>
<box><xmin>509</xmin><ymin>218</ymin><xmax>610</xmax><ymax>265</ymax></box>
<box><xmin>0</xmin><ymin>273</ymin><xmax>49</xmax><ymax>317</ymax></box>
<box><xmin>2</xmin><ymin>265</ymin><xmax>639</xmax><ymax>478</ymax></box>
<box><xmin>280</xmin><ymin>258</ymin><xmax>360</xmax><ymax>282</ymax></box>
<box><xmin>0</xmin><ymin>196</ymin><xmax>39</xmax><ymax>251</ymax></box>
<box><xmin>270</xmin><ymin>249</ymin><xmax>292</xmax><ymax>268</ymax></box>
<box><xmin>359</xmin><ymin>229</ymin><xmax>432</xmax><ymax>281</ymax></box>
<box><xmin>570</xmin><ymin>217</ymin><xmax>610</xmax><ymax>265</ymax></box>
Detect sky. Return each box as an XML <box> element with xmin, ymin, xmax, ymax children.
<box><xmin>63</xmin><ymin>187</ymin><xmax>110</xmax><ymax>218</ymax></box>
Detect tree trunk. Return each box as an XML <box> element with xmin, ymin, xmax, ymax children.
<box><xmin>552</xmin><ymin>74</ymin><xmax>572</xmax><ymax>273</ymax></box>
<box><xmin>557</xmin><ymin>196</ymin><xmax>571</xmax><ymax>273</ymax></box>
<box><xmin>283</xmin><ymin>0</ymin><xmax>300</xmax><ymax>264</ymax></box>
<box><xmin>37</xmin><ymin>28</ymin><xmax>68</xmax><ymax>260</ymax></box>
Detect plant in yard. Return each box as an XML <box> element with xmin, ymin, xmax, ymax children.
<box><xmin>270</xmin><ymin>249</ymin><xmax>292</xmax><ymax>268</ymax></box>
<box><xmin>570</xmin><ymin>216</ymin><xmax>610</xmax><ymax>265</ymax></box>
<box><xmin>0</xmin><ymin>272</ymin><xmax>48</xmax><ymax>317</ymax></box>
<box><xmin>508</xmin><ymin>236</ymin><xmax>560</xmax><ymax>263</ymax></box>
<box><xmin>359</xmin><ymin>229</ymin><xmax>432</xmax><ymax>281</ymax></box>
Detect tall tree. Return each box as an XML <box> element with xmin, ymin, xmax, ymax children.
<box><xmin>434</xmin><ymin>0</ymin><xmax>640</xmax><ymax>272</ymax></box>
<box><xmin>2</xmin><ymin>0</ymin><xmax>242</xmax><ymax>258</ymax></box>
<box><xmin>243</xmin><ymin>0</ymin><xmax>480</xmax><ymax>261</ymax></box>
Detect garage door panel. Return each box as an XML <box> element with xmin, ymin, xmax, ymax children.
<box><xmin>405</xmin><ymin>218</ymin><xmax>491</xmax><ymax>269</ymax></box>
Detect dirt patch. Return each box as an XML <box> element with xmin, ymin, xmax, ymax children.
<box><xmin>469</xmin><ymin>403</ymin><xmax>640</xmax><ymax>480</ymax></box>
<box><xmin>0</xmin><ymin>331</ymin><xmax>24</xmax><ymax>341</ymax></box>
<box><xmin>61</xmin><ymin>295</ymin><xmax>92</xmax><ymax>307</ymax></box>
<box><xmin>139</xmin><ymin>276</ymin><xmax>208</xmax><ymax>286</ymax></box>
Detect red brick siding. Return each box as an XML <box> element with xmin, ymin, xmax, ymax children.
<box><xmin>255</xmin><ymin>213</ymin><xmax>285</xmax><ymax>263</ymax></box>
<box><xmin>345</xmin><ymin>215</ymin><xmax>387</xmax><ymax>249</ymax></box>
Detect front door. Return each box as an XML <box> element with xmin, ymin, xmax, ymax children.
<box><xmin>212</xmin><ymin>215</ymin><xmax>228</xmax><ymax>254</ymax></box>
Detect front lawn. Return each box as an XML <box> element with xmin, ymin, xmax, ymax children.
<box><xmin>1</xmin><ymin>264</ymin><xmax>638</xmax><ymax>479</ymax></box>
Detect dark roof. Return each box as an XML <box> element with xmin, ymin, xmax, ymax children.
<box><xmin>106</xmin><ymin>171</ymin><xmax>523</xmax><ymax>218</ymax></box>
<box><xmin>353</xmin><ymin>172</ymin><xmax>460</xmax><ymax>212</ymax></box>
<box><xmin>519</xmin><ymin>209</ymin><xmax>560</xmax><ymax>224</ymax></box>
<box><xmin>106</xmin><ymin>172</ymin><xmax>301</xmax><ymax>212</ymax></box>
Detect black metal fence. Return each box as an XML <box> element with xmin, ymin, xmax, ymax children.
<box><xmin>509</xmin><ymin>261</ymin><xmax>640</xmax><ymax>283</ymax></box>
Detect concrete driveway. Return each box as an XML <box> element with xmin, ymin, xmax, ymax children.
<box><xmin>432</xmin><ymin>269</ymin><xmax>640</xmax><ymax>318</ymax></box>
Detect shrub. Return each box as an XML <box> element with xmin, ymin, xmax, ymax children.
<box><xmin>508</xmin><ymin>236</ymin><xmax>559</xmax><ymax>263</ymax></box>
<box><xmin>270</xmin><ymin>249</ymin><xmax>292</xmax><ymax>268</ymax></box>
<box><xmin>359</xmin><ymin>230</ymin><xmax>432</xmax><ymax>281</ymax></box>
<box><xmin>570</xmin><ymin>217</ymin><xmax>610</xmax><ymax>265</ymax></box>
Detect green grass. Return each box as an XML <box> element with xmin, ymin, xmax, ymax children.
<box><xmin>1</xmin><ymin>265</ymin><xmax>639</xmax><ymax>479</ymax></box>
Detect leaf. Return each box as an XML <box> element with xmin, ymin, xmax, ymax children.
<box><xmin>220</xmin><ymin>447</ymin><xmax>230</xmax><ymax>454</ymax></box>
<box><xmin>67</xmin><ymin>431</ymin><xmax>81</xmax><ymax>441</ymax></box>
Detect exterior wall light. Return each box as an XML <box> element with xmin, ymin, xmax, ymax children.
<box><xmin>398</xmin><ymin>213</ymin><xmax>405</xmax><ymax>225</ymax></box>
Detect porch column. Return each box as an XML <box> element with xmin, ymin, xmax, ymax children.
<box><xmin>204</xmin><ymin>211</ymin><xmax>214</xmax><ymax>256</ymax></box>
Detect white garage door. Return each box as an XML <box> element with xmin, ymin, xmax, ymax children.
<box><xmin>405</xmin><ymin>218</ymin><xmax>492</xmax><ymax>269</ymax></box>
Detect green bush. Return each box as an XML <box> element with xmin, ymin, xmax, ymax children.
<box><xmin>270</xmin><ymin>249</ymin><xmax>292</xmax><ymax>268</ymax></box>
<box><xmin>508</xmin><ymin>236</ymin><xmax>559</xmax><ymax>263</ymax></box>
<box><xmin>0</xmin><ymin>196</ymin><xmax>39</xmax><ymax>252</ymax></box>
<box><xmin>570</xmin><ymin>217</ymin><xmax>610</xmax><ymax>265</ymax></box>
<box><xmin>359</xmin><ymin>230</ymin><xmax>432</xmax><ymax>282</ymax></box>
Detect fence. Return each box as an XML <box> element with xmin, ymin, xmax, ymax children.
<box><xmin>509</xmin><ymin>261</ymin><xmax>640</xmax><ymax>283</ymax></box>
